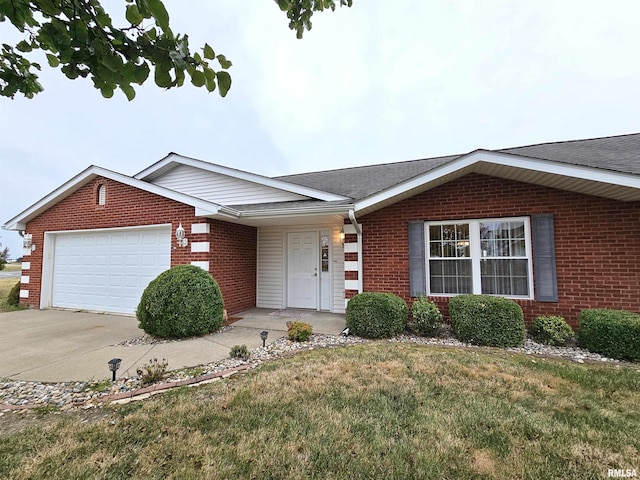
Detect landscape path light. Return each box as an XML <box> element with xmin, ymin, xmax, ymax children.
<box><xmin>108</xmin><ymin>358</ymin><xmax>121</xmax><ymax>382</ymax></box>
<box><xmin>260</xmin><ymin>330</ymin><xmax>268</xmax><ymax>347</ymax></box>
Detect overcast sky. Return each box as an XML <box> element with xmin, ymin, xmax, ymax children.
<box><xmin>2</xmin><ymin>0</ymin><xmax>640</xmax><ymax>256</ymax></box>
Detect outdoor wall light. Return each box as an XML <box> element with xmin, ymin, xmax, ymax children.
<box><xmin>260</xmin><ymin>330</ymin><xmax>269</xmax><ymax>347</ymax></box>
<box><xmin>175</xmin><ymin>223</ymin><xmax>188</xmax><ymax>248</ymax></box>
<box><xmin>339</xmin><ymin>229</ymin><xmax>345</xmax><ymax>245</ymax></box>
<box><xmin>22</xmin><ymin>233</ymin><xmax>35</xmax><ymax>251</ymax></box>
<box><xmin>108</xmin><ymin>358</ymin><xmax>121</xmax><ymax>382</ymax></box>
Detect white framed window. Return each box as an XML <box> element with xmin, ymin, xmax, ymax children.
<box><xmin>426</xmin><ymin>217</ymin><xmax>533</xmax><ymax>298</ymax></box>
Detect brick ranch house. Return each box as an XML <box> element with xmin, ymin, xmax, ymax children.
<box><xmin>4</xmin><ymin>133</ymin><xmax>640</xmax><ymax>327</ymax></box>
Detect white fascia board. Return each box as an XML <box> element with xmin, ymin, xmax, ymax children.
<box><xmin>2</xmin><ymin>165</ymin><xmax>224</xmax><ymax>231</ymax></box>
<box><xmin>134</xmin><ymin>153</ymin><xmax>349</xmax><ymax>202</ymax></box>
<box><xmin>236</xmin><ymin>204</ymin><xmax>353</xmax><ymax>219</ymax></box>
<box><xmin>355</xmin><ymin>150</ymin><xmax>640</xmax><ymax>213</ymax></box>
<box><xmin>195</xmin><ymin>205</ymin><xmax>238</xmax><ymax>218</ymax></box>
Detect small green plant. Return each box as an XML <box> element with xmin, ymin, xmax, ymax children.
<box><xmin>7</xmin><ymin>280</ymin><xmax>20</xmax><ymax>306</ymax></box>
<box><xmin>346</xmin><ymin>292</ymin><xmax>408</xmax><ymax>339</ymax></box>
<box><xmin>449</xmin><ymin>295</ymin><xmax>525</xmax><ymax>347</ymax></box>
<box><xmin>230</xmin><ymin>344</ymin><xmax>250</xmax><ymax>360</ymax></box>
<box><xmin>287</xmin><ymin>321</ymin><xmax>313</xmax><ymax>342</ymax></box>
<box><xmin>530</xmin><ymin>315</ymin><xmax>574</xmax><ymax>346</ymax></box>
<box><xmin>33</xmin><ymin>405</ymin><xmax>60</xmax><ymax>415</ymax></box>
<box><xmin>183</xmin><ymin>366</ymin><xmax>206</xmax><ymax>377</ymax></box>
<box><xmin>136</xmin><ymin>358</ymin><xmax>169</xmax><ymax>385</ymax></box>
<box><xmin>84</xmin><ymin>379</ymin><xmax>112</xmax><ymax>392</ymax></box>
<box><xmin>408</xmin><ymin>297</ymin><xmax>442</xmax><ymax>336</ymax></box>
<box><xmin>578</xmin><ymin>309</ymin><xmax>640</xmax><ymax>362</ymax></box>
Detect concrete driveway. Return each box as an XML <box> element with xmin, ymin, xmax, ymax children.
<box><xmin>0</xmin><ymin>308</ymin><xmax>346</xmax><ymax>383</ymax></box>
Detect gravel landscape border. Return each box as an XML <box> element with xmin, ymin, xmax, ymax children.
<box><xmin>0</xmin><ymin>329</ymin><xmax>631</xmax><ymax>413</ymax></box>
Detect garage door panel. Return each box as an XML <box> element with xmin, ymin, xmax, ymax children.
<box><xmin>52</xmin><ymin>227</ymin><xmax>171</xmax><ymax>314</ymax></box>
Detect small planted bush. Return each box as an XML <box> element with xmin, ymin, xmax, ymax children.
<box><xmin>136</xmin><ymin>358</ymin><xmax>169</xmax><ymax>385</ymax></box>
<box><xmin>230</xmin><ymin>344</ymin><xmax>250</xmax><ymax>360</ymax></box>
<box><xmin>530</xmin><ymin>315</ymin><xmax>574</xmax><ymax>346</ymax></box>
<box><xmin>137</xmin><ymin>265</ymin><xmax>224</xmax><ymax>338</ymax></box>
<box><xmin>288</xmin><ymin>321</ymin><xmax>313</xmax><ymax>342</ymax></box>
<box><xmin>7</xmin><ymin>281</ymin><xmax>20</xmax><ymax>306</ymax></box>
<box><xmin>578</xmin><ymin>309</ymin><xmax>640</xmax><ymax>362</ymax></box>
<box><xmin>346</xmin><ymin>292</ymin><xmax>408</xmax><ymax>339</ymax></box>
<box><xmin>408</xmin><ymin>297</ymin><xmax>442</xmax><ymax>336</ymax></box>
<box><xmin>449</xmin><ymin>295</ymin><xmax>525</xmax><ymax>347</ymax></box>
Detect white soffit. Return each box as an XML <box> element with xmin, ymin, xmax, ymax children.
<box><xmin>355</xmin><ymin>150</ymin><xmax>640</xmax><ymax>215</ymax></box>
<box><xmin>134</xmin><ymin>153</ymin><xmax>349</xmax><ymax>202</ymax></box>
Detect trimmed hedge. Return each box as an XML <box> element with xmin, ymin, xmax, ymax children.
<box><xmin>578</xmin><ymin>309</ymin><xmax>640</xmax><ymax>362</ymax></box>
<box><xmin>408</xmin><ymin>297</ymin><xmax>442</xmax><ymax>336</ymax></box>
<box><xmin>136</xmin><ymin>265</ymin><xmax>224</xmax><ymax>338</ymax></box>
<box><xmin>346</xmin><ymin>292</ymin><xmax>408</xmax><ymax>339</ymax></box>
<box><xmin>530</xmin><ymin>315</ymin><xmax>574</xmax><ymax>346</ymax></box>
<box><xmin>449</xmin><ymin>295</ymin><xmax>525</xmax><ymax>347</ymax></box>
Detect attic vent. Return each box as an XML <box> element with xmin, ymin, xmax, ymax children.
<box><xmin>97</xmin><ymin>184</ymin><xmax>106</xmax><ymax>206</ymax></box>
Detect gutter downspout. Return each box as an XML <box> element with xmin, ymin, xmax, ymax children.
<box><xmin>348</xmin><ymin>209</ymin><xmax>363</xmax><ymax>293</ymax></box>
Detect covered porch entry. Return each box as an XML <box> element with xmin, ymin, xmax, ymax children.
<box><xmin>257</xmin><ymin>224</ymin><xmax>346</xmax><ymax>314</ymax></box>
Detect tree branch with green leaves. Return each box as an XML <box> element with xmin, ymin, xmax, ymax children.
<box><xmin>0</xmin><ymin>0</ymin><xmax>352</xmax><ymax>100</ymax></box>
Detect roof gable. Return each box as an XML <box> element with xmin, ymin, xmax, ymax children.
<box><xmin>2</xmin><ymin>166</ymin><xmax>226</xmax><ymax>231</ymax></box>
<box><xmin>135</xmin><ymin>153</ymin><xmax>349</xmax><ymax>202</ymax></box>
<box><xmin>150</xmin><ymin>163</ymin><xmax>311</xmax><ymax>205</ymax></box>
<box><xmin>354</xmin><ymin>149</ymin><xmax>640</xmax><ymax>216</ymax></box>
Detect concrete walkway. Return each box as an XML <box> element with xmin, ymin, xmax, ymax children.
<box><xmin>0</xmin><ymin>308</ymin><xmax>346</xmax><ymax>383</ymax></box>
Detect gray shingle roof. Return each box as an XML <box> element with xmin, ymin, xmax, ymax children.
<box><xmin>276</xmin><ymin>133</ymin><xmax>640</xmax><ymax>201</ymax></box>
<box><xmin>499</xmin><ymin>133</ymin><xmax>640</xmax><ymax>175</ymax></box>
<box><xmin>276</xmin><ymin>154</ymin><xmax>459</xmax><ymax>199</ymax></box>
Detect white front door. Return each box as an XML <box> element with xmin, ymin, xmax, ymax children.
<box><xmin>287</xmin><ymin>231</ymin><xmax>318</xmax><ymax>309</ymax></box>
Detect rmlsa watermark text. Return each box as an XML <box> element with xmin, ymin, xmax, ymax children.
<box><xmin>608</xmin><ymin>469</ymin><xmax>637</xmax><ymax>478</ymax></box>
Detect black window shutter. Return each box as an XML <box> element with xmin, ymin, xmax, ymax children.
<box><xmin>532</xmin><ymin>214</ymin><xmax>558</xmax><ymax>302</ymax></box>
<box><xmin>408</xmin><ymin>221</ymin><xmax>426</xmax><ymax>297</ymax></box>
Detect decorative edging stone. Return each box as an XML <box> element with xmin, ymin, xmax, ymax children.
<box><xmin>106</xmin><ymin>365</ymin><xmax>252</xmax><ymax>404</ymax></box>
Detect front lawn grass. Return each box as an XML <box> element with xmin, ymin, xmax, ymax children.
<box><xmin>1</xmin><ymin>344</ymin><xmax>638</xmax><ymax>479</ymax></box>
<box><xmin>2</xmin><ymin>263</ymin><xmax>22</xmax><ymax>272</ymax></box>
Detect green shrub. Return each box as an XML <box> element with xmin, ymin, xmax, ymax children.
<box><xmin>7</xmin><ymin>281</ymin><xmax>20</xmax><ymax>306</ymax></box>
<box><xmin>449</xmin><ymin>295</ymin><xmax>525</xmax><ymax>347</ymax></box>
<box><xmin>408</xmin><ymin>297</ymin><xmax>442</xmax><ymax>336</ymax></box>
<box><xmin>578</xmin><ymin>309</ymin><xmax>640</xmax><ymax>362</ymax></box>
<box><xmin>136</xmin><ymin>265</ymin><xmax>224</xmax><ymax>338</ymax></box>
<box><xmin>346</xmin><ymin>292</ymin><xmax>408</xmax><ymax>339</ymax></box>
<box><xmin>230</xmin><ymin>344</ymin><xmax>250</xmax><ymax>360</ymax></box>
<box><xmin>287</xmin><ymin>321</ymin><xmax>313</xmax><ymax>342</ymax></box>
<box><xmin>530</xmin><ymin>315</ymin><xmax>574</xmax><ymax>346</ymax></box>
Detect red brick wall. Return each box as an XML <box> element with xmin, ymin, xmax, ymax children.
<box><xmin>208</xmin><ymin>219</ymin><xmax>257</xmax><ymax>315</ymax></box>
<box><xmin>21</xmin><ymin>177</ymin><xmax>256</xmax><ymax>315</ymax></box>
<box><xmin>359</xmin><ymin>173</ymin><xmax>640</xmax><ymax>328</ymax></box>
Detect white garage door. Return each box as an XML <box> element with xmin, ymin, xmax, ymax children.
<box><xmin>51</xmin><ymin>226</ymin><xmax>171</xmax><ymax>314</ymax></box>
